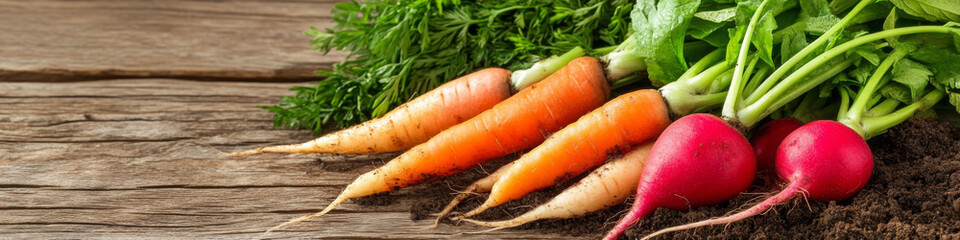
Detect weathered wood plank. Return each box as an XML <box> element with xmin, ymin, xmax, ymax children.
<box><xmin>0</xmin><ymin>0</ymin><xmax>346</xmax><ymax>82</ymax></box>
<box><xmin>0</xmin><ymin>79</ymin><xmax>581</xmax><ymax>239</ymax></box>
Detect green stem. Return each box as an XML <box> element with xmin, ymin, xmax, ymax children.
<box><xmin>724</xmin><ymin>0</ymin><xmax>770</xmax><ymax>119</ymax></box>
<box><xmin>739</xmin><ymin>25</ymin><xmax>957</xmax><ymax>127</ymax></box>
<box><xmin>660</xmin><ymin>66</ymin><xmax>731</xmax><ymax>115</ymax></box>
<box><xmin>602</xmin><ymin>34</ymin><xmax>646</xmax><ymax>81</ymax></box>
<box><xmin>692</xmin><ymin>92</ymin><xmax>729</xmax><ymax>113</ymax></box>
<box><xmin>861</xmin><ymin>90</ymin><xmax>945</xmax><ymax>139</ymax></box>
<box><xmin>838</xmin><ymin>87</ymin><xmax>851</xmax><ymax>119</ymax></box>
<box><xmin>757</xmin><ymin>0</ymin><xmax>874</xmax><ymax>95</ymax></box>
<box><xmin>743</xmin><ymin>0</ymin><xmax>873</xmax><ymax>106</ymax></box>
<box><xmin>741</xmin><ymin>64</ymin><xmax>771</xmax><ymax>101</ymax></box>
<box><xmin>678</xmin><ymin>49</ymin><xmax>725</xmax><ymax>83</ymax></box>
<box><xmin>510</xmin><ymin>47</ymin><xmax>585</xmax><ymax>90</ymax></box>
<box><xmin>843</xmin><ymin>47</ymin><xmax>909</xmax><ymax>124</ymax></box>
<box><xmin>755</xmin><ymin>57</ymin><xmax>856</xmax><ymax>127</ymax></box>
<box><xmin>593</xmin><ymin>45</ymin><xmax>619</xmax><ymax>55</ymax></box>
<box><xmin>866</xmin><ymin>98</ymin><xmax>900</xmax><ymax>117</ymax></box>
<box><xmin>706</xmin><ymin>67</ymin><xmax>737</xmax><ymax>94</ymax></box>
<box><xmin>687</xmin><ymin>59</ymin><xmax>736</xmax><ymax>92</ymax></box>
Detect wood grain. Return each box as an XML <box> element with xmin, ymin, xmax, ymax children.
<box><xmin>0</xmin><ymin>79</ymin><xmax>583</xmax><ymax>239</ymax></box>
<box><xmin>0</xmin><ymin>0</ymin><xmax>347</xmax><ymax>82</ymax></box>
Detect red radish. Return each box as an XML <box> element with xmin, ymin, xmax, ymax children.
<box><xmin>750</xmin><ymin>118</ymin><xmax>803</xmax><ymax>173</ymax></box>
<box><xmin>602</xmin><ymin>114</ymin><xmax>755</xmax><ymax>240</ymax></box>
<box><xmin>640</xmin><ymin>120</ymin><xmax>873</xmax><ymax>240</ymax></box>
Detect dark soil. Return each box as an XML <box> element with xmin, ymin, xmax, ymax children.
<box><xmin>400</xmin><ymin>118</ymin><xmax>960</xmax><ymax>239</ymax></box>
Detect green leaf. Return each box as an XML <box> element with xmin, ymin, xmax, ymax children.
<box><xmin>851</xmin><ymin>45</ymin><xmax>882</xmax><ymax>66</ymax></box>
<box><xmin>849</xmin><ymin>1</ymin><xmax>895</xmax><ymax>25</ymax></box>
<box><xmin>689</xmin><ymin>18</ymin><xmax>734</xmax><ymax>46</ymax></box>
<box><xmin>891</xmin><ymin>58</ymin><xmax>932</xmax><ymax>101</ymax></box>
<box><xmin>694</xmin><ymin>6</ymin><xmax>736</xmax><ymax>22</ymax></box>
<box><xmin>849</xmin><ymin>60</ymin><xmax>878</xmax><ymax>84</ymax></box>
<box><xmin>630</xmin><ymin>0</ymin><xmax>702</xmax><ymax>83</ymax></box>
<box><xmin>883</xmin><ymin>8</ymin><xmax>899</xmax><ymax>44</ymax></box>
<box><xmin>779</xmin><ymin>30</ymin><xmax>808</xmax><ymax>64</ymax></box>
<box><xmin>890</xmin><ymin>0</ymin><xmax>960</xmax><ymax>22</ymax></box>
<box><xmin>909</xmin><ymin>46</ymin><xmax>960</xmax><ymax>89</ymax></box>
<box><xmin>727</xmin><ymin>0</ymin><xmax>784</xmax><ymax>67</ymax></box>
<box><xmin>880</xmin><ymin>83</ymin><xmax>913</xmax><ymax>104</ymax></box>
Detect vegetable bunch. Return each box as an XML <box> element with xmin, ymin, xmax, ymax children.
<box><xmin>238</xmin><ymin>0</ymin><xmax>960</xmax><ymax>237</ymax></box>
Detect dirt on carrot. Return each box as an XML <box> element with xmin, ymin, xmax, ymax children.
<box><xmin>401</xmin><ymin>118</ymin><xmax>959</xmax><ymax>239</ymax></box>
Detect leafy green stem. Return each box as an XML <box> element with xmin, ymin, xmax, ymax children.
<box><xmin>843</xmin><ymin>47</ymin><xmax>909</xmax><ymax>124</ymax></box>
<box><xmin>866</xmin><ymin>98</ymin><xmax>901</xmax><ymax>117</ymax></box>
<box><xmin>861</xmin><ymin>90</ymin><xmax>945</xmax><ymax>139</ymax></box>
<box><xmin>739</xmin><ymin>25</ymin><xmax>957</xmax><ymax>127</ymax></box>
<box><xmin>602</xmin><ymin>34</ymin><xmax>646</xmax><ymax>81</ymax></box>
<box><xmin>723</xmin><ymin>0</ymin><xmax>770</xmax><ymax>119</ymax></box>
<box><xmin>741</xmin><ymin>64</ymin><xmax>771</xmax><ymax>101</ymax></box>
<box><xmin>510</xmin><ymin>47</ymin><xmax>586</xmax><ymax>90</ymax></box>
<box><xmin>744</xmin><ymin>0</ymin><xmax>874</xmax><ymax>106</ymax></box>
<box><xmin>838</xmin><ymin>86</ymin><xmax>851</xmax><ymax>119</ymax></box>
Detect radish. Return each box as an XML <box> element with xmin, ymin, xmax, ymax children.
<box><xmin>602</xmin><ymin>113</ymin><xmax>756</xmax><ymax>240</ymax></box>
<box><xmin>750</xmin><ymin>118</ymin><xmax>803</xmax><ymax>173</ymax></box>
<box><xmin>639</xmin><ymin>14</ymin><xmax>952</xmax><ymax>235</ymax></box>
<box><xmin>639</xmin><ymin>120</ymin><xmax>872</xmax><ymax>240</ymax></box>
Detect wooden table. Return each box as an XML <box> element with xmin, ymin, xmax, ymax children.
<box><xmin>0</xmin><ymin>1</ymin><xmax>576</xmax><ymax>239</ymax></box>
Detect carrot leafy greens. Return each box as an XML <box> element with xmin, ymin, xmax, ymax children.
<box><xmin>267</xmin><ymin>0</ymin><xmax>633</xmax><ymax>132</ymax></box>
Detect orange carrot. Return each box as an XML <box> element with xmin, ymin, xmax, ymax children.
<box><xmin>463</xmin><ymin>141</ymin><xmax>654</xmax><ymax>229</ymax></box>
<box><xmin>269</xmin><ymin>57</ymin><xmax>610</xmax><ymax>230</ymax></box>
<box><xmin>230</xmin><ymin>68</ymin><xmax>512</xmax><ymax>156</ymax></box>
<box><xmin>457</xmin><ymin>89</ymin><xmax>670</xmax><ymax>219</ymax></box>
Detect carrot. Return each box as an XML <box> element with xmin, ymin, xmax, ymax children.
<box><xmin>455</xmin><ymin>89</ymin><xmax>670</xmax><ymax>219</ymax></box>
<box><xmin>269</xmin><ymin>56</ymin><xmax>609</xmax><ymax>231</ymax></box>
<box><xmin>424</xmin><ymin>161</ymin><xmax>515</xmax><ymax>229</ymax></box>
<box><xmin>462</xmin><ymin>141</ymin><xmax>654</xmax><ymax>230</ymax></box>
<box><xmin>230</xmin><ymin>68</ymin><xmax>512</xmax><ymax>156</ymax></box>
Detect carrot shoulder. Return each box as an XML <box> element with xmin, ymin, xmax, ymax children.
<box><xmin>268</xmin><ymin>57</ymin><xmax>609</xmax><ymax>230</ymax></box>
<box><xmin>460</xmin><ymin>89</ymin><xmax>670</xmax><ymax>218</ymax></box>
<box><xmin>231</xmin><ymin>67</ymin><xmax>512</xmax><ymax>156</ymax></box>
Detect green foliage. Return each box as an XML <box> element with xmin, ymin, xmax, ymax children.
<box><xmin>627</xmin><ymin>0</ymin><xmax>703</xmax><ymax>84</ymax></box>
<box><xmin>891</xmin><ymin>57</ymin><xmax>932</xmax><ymax>101</ymax></box>
<box><xmin>270</xmin><ymin>0</ymin><xmax>633</xmax><ymax>132</ymax></box>
<box><xmin>890</xmin><ymin>0</ymin><xmax>960</xmax><ymax>22</ymax></box>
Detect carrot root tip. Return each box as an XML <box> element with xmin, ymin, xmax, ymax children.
<box><xmin>265</xmin><ymin>196</ymin><xmax>346</xmax><ymax>233</ymax></box>
<box><xmin>457</xmin><ymin>202</ymin><xmax>493</xmax><ymax>220</ymax></box>
<box><xmin>228</xmin><ymin>148</ymin><xmax>262</xmax><ymax>157</ymax></box>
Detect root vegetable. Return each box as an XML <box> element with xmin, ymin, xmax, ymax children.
<box><xmin>639</xmin><ymin>120</ymin><xmax>872</xmax><ymax>240</ymax></box>
<box><xmin>231</xmin><ymin>68</ymin><xmax>513</xmax><ymax>156</ymax></box>
<box><xmin>268</xmin><ymin>56</ymin><xmax>609</xmax><ymax>231</ymax></box>
<box><xmin>603</xmin><ymin>114</ymin><xmax>756</xmax><ymax>240</ymax></box>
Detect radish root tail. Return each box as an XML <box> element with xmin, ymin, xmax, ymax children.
<box><xmin>266</xmin><ymin>196</ymin><xmax>346</xmax><ymax>232</ymax></box>
<box><xmin>639</xmin><ymin>184</ymin><xmax>801</xmax><ymax>240</ymax></box>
